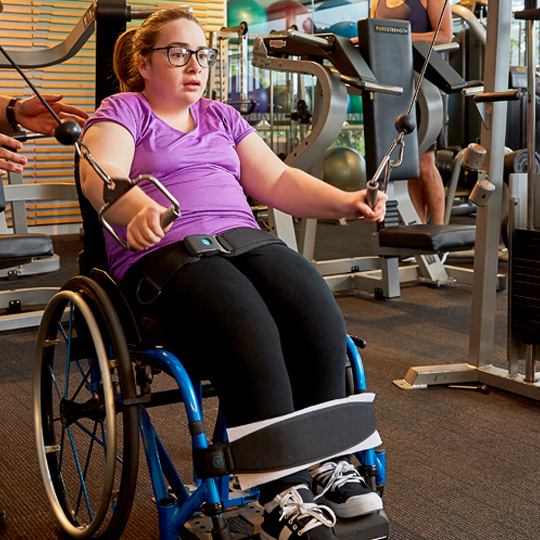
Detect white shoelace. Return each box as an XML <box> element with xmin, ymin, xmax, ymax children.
<box><xmin>276</xmin><ymin>487</ymin><xmax>336</xmax><ymax>536</ymax></box>
<box><xmin>311</xmin><ymin>461</ymin><xmax>365</xmax><ymax>500</ymax></box>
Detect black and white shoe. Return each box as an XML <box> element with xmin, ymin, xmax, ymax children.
<box><xmin>260</xmin><ymin>485</ymin><xmax>337</xmax><ymax>540</ymax></box>
<box><xmin>311</xmin><ymin>460</ymin><xmax>383</xmax><ymax>518</ymax></box>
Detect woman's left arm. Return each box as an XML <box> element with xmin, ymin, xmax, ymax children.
<box><xmin>237</xmin><ymin>132</ymin><xmax>387</xmax><ymax>222</ymax></box>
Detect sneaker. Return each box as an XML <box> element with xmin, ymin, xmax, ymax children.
<box><xmin>260</xmin><ymin>485</ymin><xmax>337</xmax><ymax>540</ymax></box>
<box><xmin>311</xmin><ymin>460</ymin><xmax>383</xmax><ymax>518</ymax></box>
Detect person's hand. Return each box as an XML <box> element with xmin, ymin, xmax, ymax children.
<box><xmin>345</xmin><ymin>189</ymin><xmax>388</xmax><ymax>222</ymax></box>
<box><xmin>15</xmin><ymin>94</ymin><xmax>89</xmax><ymax>135</ymax></box>
<box><xmin>126</xmin><ymin>205</ymin><xmax>170</xmax><ymax>250</ymax></box>
<box><xmin>0</xmin><ymin>133</ymin><xmax>27</xmax><ymax>174</ymax></box>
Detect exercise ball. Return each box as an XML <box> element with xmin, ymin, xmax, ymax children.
<box><xmin>228</xmin><ymin>76</ymin><xmax>270</xmax><ymax>126</ymax></box>
<box><xmin>315</xmin><ymin>0</ymin><xmax>357</xmax><ymax>28</ymax></box>
<box><xmin>266</xmin><ymin>0</ymin><xmax>312</xmax><ymax>32</ymax></box>
<box><xmin>314</xmin><ymin>24</ymin><xmax>329</xmax><ymax>34</ymax></box>
<box><xmin>329</xmin><ymin>20</ymin><xmax>357</xmax><ymax>39</ymax></box>
<box><xmin>227</xmin><ymin>0</ymin><xmax>268</xmax><ymax>33</ymax></box>
<box><xmin>268</xmin><ymin>84</ymin><xmax>292</xmax><ymax>113</ymax></box>
<box><xmin>323</xmin><ymin>146</ymin><xmax>366</xmax><ymax>192</ymax></box>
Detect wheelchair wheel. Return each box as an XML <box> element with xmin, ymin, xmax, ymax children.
<box><xmin>34</xmin><ymin>276</ymin><xmax>139</xmax><ymax>539</ymax></box>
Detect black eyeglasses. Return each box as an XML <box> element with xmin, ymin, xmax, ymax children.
<box><xmin>146</xmin><ymin>46</ymin><xmax>218</xmax><ymax>68</ymax></box>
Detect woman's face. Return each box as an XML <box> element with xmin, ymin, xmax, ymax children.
<box><xmin>138</xmin><ymin>18</ymin><xmax>210</xmax><ymax>107</ymax></box>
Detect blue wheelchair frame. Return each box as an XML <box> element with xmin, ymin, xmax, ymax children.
<box><xmin>34</xmin><ymin>270</ymin><xmax>387</xmax><ymax>540</ymax></box>
<box><xmin>138</xmin><ymin>335</ymin><xmax>386</xmax><ymax>540</ymax></box>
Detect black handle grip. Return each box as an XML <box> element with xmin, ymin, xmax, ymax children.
<box><xmin>161</xmin><ymin>206</ymin><xmax>180</xmax><ymax>229</ymax></box>
<box><xmin>2</xmin><ymin>131</ymin><xmax>48</xmax><ymax>144</ymax></box>
<box><xmin>287</xmin><ymin>29</ymin><xmax>333</xmax><ymax>51</ymax></box>
<box><xmin>473</xmin><ymin>90</ymin><xmax>522</xmax><ymax>103</ymax></box>
<box><xmin>366</xmin><ymin>179</ymin><xmax>379</xmax><ymax>209</ymax></box>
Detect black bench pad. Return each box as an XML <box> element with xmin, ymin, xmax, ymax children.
<box><xmin>379</xmin><ymin>224</ymin><xmax>476</xmax><ymax>252</ymax></box>
<box><xmin>0</xmin><ymin>234</ymin><xmax>54</xmax><ymax>261</ymax></box>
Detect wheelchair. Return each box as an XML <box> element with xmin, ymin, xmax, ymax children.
<box><xmin>33</xmin><ymin>166</ymin><xmax>389</xmax><ymax>540</ymax></box>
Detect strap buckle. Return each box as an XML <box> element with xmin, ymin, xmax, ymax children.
<box><xmin>183</xmin><ymin>234</ymin><xmax>231</xmax><ymax>257</ymax></box>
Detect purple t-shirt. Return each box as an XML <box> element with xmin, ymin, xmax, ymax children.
<box><xmin>83</xmin><ymin>93</ymin><xmax>259</xmax><ymax>280</ymax></box>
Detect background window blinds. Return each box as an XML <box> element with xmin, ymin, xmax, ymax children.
<box><xmin>0</xmin><ymin>0</ymin><xmax>225</xmax><ymax>234</ymax></box>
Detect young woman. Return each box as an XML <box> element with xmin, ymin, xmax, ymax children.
<box><xmin>80</xmin><ymin>9</ymin><xmax>387</xmax><ymax>540</ymax></box>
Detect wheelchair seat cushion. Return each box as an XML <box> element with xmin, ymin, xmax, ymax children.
<box><xmin>378</xmin><ymin>224</ymin><xmax>476</xmax><ymax>252</ymax></box>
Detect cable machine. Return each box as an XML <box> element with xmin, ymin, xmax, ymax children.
<box><xmin>395</xmin><ymin>0</ymin><xmax>540</xmax><ymax>401</ymax></box>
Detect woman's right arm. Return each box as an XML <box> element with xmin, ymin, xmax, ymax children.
<box><xmin>80</xmin><ymin>122</ymin><xmax>168</xmax><ymax>250</ymax></box>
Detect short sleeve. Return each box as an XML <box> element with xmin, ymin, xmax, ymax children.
<box><xmin>83</xmin><ymin>94</ymin><xmax>143</xmax><ymax>141</ymax></box>
<box><xmin>217</xmin><ymin>101</ymin><xmax>257</xmax><ymax>146</ymax></box>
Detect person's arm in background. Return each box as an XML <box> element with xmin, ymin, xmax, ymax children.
<box><xmin>369</xmin><ymin>0</ymin><xmax>379</xmax><ymax>18</ymax></box>
<box><xmin>0</xmin><ymin>94</ymin><xmax>89</xmax><ymax>174</ymax></box>
<box><xmin>411</xmin><ymin>0</ymin><xmax>452</xmax><ymax>44</ymax></box>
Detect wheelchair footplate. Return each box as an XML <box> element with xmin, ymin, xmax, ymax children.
<box><xmin>181</xmin><ymin>499</ymin><xmax>390</xmax><ymax>540</ymax></box>
<box><xmin>180</xmin><ymin>501</ymin><xmax>262</xmax><ymax>540</ymax></box>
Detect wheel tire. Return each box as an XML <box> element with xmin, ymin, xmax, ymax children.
<box><xmin>34</xmin><ymin>276</ymin><xmax>139</xmax><ymax>539</ymax></box>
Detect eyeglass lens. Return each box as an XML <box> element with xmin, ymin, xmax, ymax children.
<box><xmin>169</xmin><ymin>47</ymin><xmax>217</xmax><ymax>68</ymax></box>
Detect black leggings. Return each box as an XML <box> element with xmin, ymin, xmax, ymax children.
<box><xmin>123</xmin><ymin>242</ymin><xmax>347</xmax><ymax>501</ymax></box>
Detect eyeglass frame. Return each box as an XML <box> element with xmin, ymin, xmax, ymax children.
<box><xmin>145</xmin><ymin>46</ymin><xmax>218</xmax><ymax>68</ymax></box>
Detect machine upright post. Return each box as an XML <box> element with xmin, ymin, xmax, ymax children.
<box><xmin>95</xmin><ymin>0</ymin><xmax>128</xmax><ymax>108</ymax></box>
<box><xmin>468</xmin><ymin>0</ymin><xmax>511</xmax><ymax>368</ymax></box>
<box><xmin>524</xmin><ymin>0</ymin><xmax>538</xmax><ymax>381</ymax></box>
<box><xmin>526</xmin><ymin>0</ymin><xmax>537</xmax><ymax>230</ymax></box>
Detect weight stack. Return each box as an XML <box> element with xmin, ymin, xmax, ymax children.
<box><xmin>511</xmin><ymin>228</ymin><xmax>540</xmax><ymax>344</ymax></box>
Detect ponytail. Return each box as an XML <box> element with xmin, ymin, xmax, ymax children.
<box><xmin>113</xmin><ymin>28</ymin><xmax>144</xmax><ymax>93</ymax></box>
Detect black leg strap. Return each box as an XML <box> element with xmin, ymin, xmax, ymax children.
<box><xmin>193</xmin><ymin>394</ymin><xmax>381</xmax><ymax>487</ymax></box>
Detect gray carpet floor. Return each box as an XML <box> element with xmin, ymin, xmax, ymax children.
<box><xmin>0</xmin><ymin>224</ymin><xmax>539</xmax><ymax>540</ymax></box>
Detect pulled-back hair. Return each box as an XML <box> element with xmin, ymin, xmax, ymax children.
<box><xmin>113</xmin><ymin>8</ymin><xmax>203</xmax><ymax>93</ymax></box>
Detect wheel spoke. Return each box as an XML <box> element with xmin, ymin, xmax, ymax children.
<box><xmin>66</xmin><ymin>425</ymin><xmax>94</xmax><ymax>522</ymax></box>
<box><xmin>75</xmin><ymin>420</ymin><xmax>99</xmax><ymax>520</ymax></box>
<box><xmin>57</xmin><ymin>305</ymin><xmax>97</xmax><ymax>400</ymax></box>
<box><xmin>71</xmin><ymin>419</ymin><xmax>106</xmax><ymax>450</ymax></box>
<box><xmin>70</xmin><ymin>359</ymin><xmax>98</xmax><ymax>403</ymax></box>
<box><xmin>48</xmin><ymin>363</ymin><xmax>62</xmax><ymax>401</ymax></box>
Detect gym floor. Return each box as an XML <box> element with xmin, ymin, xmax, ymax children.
<box><xmin>0</xmin><ymin>222</ymin><xmax>539</xmax><ymax>540</ymax></box>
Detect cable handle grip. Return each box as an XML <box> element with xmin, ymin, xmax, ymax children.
<box><xmin>98</xmin><ymin>174</ymin><xmax>181</xmax><ymax>251</ymax></box>
<box><xmin>161</xmin><ymin>205</ymin><xmax>180</xmax><ymax>230</ymax></box>
<box><xmin>366</xmin><ymin>179</ymin><xmax>379</xmax><ymax>209</ymax></box>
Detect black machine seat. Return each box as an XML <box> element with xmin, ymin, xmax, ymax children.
<box><xmin>379</xmin><ymin>224</ymin><xmax>476</xmax><ymax>252</ymax></box>
<box><xmin>0</xmin><ymin>233</ymin><xmax>54</xmax><ymax>271</ymax></box>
